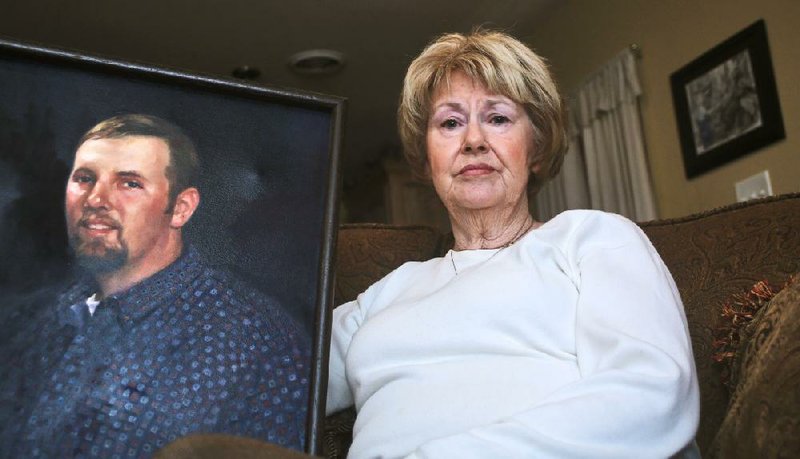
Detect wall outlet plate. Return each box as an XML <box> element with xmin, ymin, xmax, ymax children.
<box><xmin>735</xmin><ymin>170</ymin><xmax>773</xmax><ymax>202</ymax></box>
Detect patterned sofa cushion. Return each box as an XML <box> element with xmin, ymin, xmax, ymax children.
<box><xmin>639</xmin><ymin>194</ymin><xmax>800</xmax><ymax>452</ymax></box>
<box><xmin>707</xmin><ymin>276</ymin><xmax>800</xmax><ymax>458</ymax></box>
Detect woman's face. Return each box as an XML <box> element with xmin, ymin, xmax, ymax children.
<box><xmin>426</xmin><ymin>71</ymin><xmax>536</xmax><ymax>213</ymax></box>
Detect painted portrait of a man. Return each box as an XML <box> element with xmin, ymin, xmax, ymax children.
<box><xmin>0</xmin><ymin>41</ymin><xmax>341</xmax><ymax>456</ymax></box>
<box><xmin>0</xmin><ymin>114</ymin><xmax>312</xmax><ymax>457</ymax></box>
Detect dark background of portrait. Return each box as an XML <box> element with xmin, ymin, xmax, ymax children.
<box><xmin>0</xmin><ymin>51</ymin><xmax>335</xmax><ymax>333</ymax></box>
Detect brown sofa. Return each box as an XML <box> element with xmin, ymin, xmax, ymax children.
<box><xmin>325</xmin><ymin>193</ymin><xmax>800</xmax><ymax>458</ymax></box>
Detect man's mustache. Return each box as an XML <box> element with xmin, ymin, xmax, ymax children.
<box><xmin>77</xmin><ymin>211</ymin><xmax>122</xmax><ymax>230</ymax></box>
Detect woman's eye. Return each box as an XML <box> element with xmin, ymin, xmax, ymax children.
<box><xmin>489</xmin><ymin>115</ymin><xmax>510</xmax><ymax>125</ymax></box>
<box><xmin>440</xmin><ymin>118</ymin><xmax>460</xmax><ymax>129</ymax></box>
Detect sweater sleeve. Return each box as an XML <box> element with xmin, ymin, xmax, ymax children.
<box><xmin>326</xmin><ymin>298</ymin><xmax>362</xmax><ymax>415</ymax></box>
<box><xmin>407</xmin><ymin>216</ymin><xmax>700</xmax><ymax>458</ymax></box>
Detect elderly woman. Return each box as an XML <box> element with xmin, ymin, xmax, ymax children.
<box><xmin>327</xmin><ymin>30</ymin><xmax>699</xmax><ymax>458</ymax></box>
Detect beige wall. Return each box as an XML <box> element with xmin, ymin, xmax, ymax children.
<box><xmin>527</xmin><ymin>0</ymin><xmax>799</xmax><ymax>218</ymax></box>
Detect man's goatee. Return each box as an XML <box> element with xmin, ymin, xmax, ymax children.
<box><xmin>69</xmin><ymin>237</ymin><xmax>128</xmax><ymax>274</ymax></box>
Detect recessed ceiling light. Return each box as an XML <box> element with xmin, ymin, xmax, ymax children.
<box><xmin>288</xmin><ymin>49</ymin><xmax>345</xmax><ymax>75</ymax></box>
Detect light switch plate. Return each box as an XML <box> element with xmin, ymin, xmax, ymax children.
<box><xmin>735</xmin><ymin>170</ymin><xmax>773</xmax><ymax>202</ymax></box>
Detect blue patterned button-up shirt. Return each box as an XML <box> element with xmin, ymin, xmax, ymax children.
<box><xmin>1</xmin><ymin>247</ymin><xmax>310</xmax><ymax>458</ymax></box>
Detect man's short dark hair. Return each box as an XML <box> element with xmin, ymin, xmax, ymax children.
<box><xmin>79</xmin><ymin>114</ymin><xmax>200</xmax><ymax>209</ymax></box>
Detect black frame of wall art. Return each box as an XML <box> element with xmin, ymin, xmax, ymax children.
<box><xmin>670</xmin><ymin>19</ymin><xmax>785</xmax><ymax>178</ymax></box>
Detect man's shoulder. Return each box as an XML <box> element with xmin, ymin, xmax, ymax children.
<box><xmin>185</xmin><ymin>262</ymin><xmax>276</xmax><ymax>313</ymax></box>
<box><xmin>0</xmin><ymin>276</ymin><xmax>85</xmax><ymax>381</ymax></box>
<box><xmin>2</xmin><ymin>276</ymin><xmax>86</xmax><ymax>331</ymax></box>
<box><xmin>182</xmin><ymin>262</ymin><xmax>308</xmax><ymax>345</ymax></box>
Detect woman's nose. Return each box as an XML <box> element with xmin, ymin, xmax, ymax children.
<box><xmin>463</xmin><ymin>120</ymin><xmax>487</xmax><ymax>153</ymax></box>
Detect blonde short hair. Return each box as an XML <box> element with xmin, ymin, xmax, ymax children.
<box><xmin>398</xmin><ymin>29</ymin><xmax>568</xmax><ymax>195</ymax></box>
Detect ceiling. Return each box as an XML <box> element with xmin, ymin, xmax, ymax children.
<box><xmin>1</xmin><ymin>0</ymin><xmax>561</xmax><ymax>214</ymax></box>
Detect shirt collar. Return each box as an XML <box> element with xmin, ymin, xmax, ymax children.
<box><xmin>58</xmin><ymin>246</ymin><xmax>205</xmax><ymax>330</ymax></box>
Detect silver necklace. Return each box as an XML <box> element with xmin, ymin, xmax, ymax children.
<box><xmin>449</xmin><ymin>218</ymin><xmax>535</xmax><ymax>275</ymax></box>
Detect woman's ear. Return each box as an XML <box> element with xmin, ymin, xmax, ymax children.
<box><xmin>528</xmin><ymin>136</ymin><xmax>543</xmax><ymax>175</ymax></box>
<box><xmin>529</xmin><ymin>150</ymin><xmax>544</xmax><ymax>175</ymax></box>
<box><xmin>170</xmin><ymin>187</ymin><xmax>200</xmax><ymax>229</ymax></box>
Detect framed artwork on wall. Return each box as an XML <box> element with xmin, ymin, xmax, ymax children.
<box><xmin>670</xmin><ymin>19</ymin><xmax>785</xmax><ymax>179</ymax></box>
<box><xmin>0</xmin><ymin>38</ymin><xmax>343</xmax><ymax>456</ymax></box>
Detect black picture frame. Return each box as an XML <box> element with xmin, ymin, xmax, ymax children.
<box><xmin>0</xmin><ymin>38</ymin><xmax>343</xmax><ymax>455</ymax></box>
<box><xmin>670</xmin><ymin>19</ymin><xmax>785</xmax><ymax>179</ymax></box>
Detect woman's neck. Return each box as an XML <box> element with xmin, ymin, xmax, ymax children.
<box><xmin>449</xmin><ymin>202</ymin><xmax>538</xmax><ymax>251</ymax></box>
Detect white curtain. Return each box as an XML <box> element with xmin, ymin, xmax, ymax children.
<box><xmin>535</xmin><ymin>48</ymin><xmax>657</xmax><ymax>222</ymax></box>
<box><xmin>534</xmin><ymin>121</ymin><xmax>590</xmax><ymax>219</ymax></box>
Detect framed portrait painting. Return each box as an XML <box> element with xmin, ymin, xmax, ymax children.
<box><xmin>670</xmin><ymin>19</ymin><xmax>785</xmax><ymax>179</ymax></box>
<box><xmin>0</xmin><ymin>38</ymin><xmax>342</xmax><ymax>456</ymax></box>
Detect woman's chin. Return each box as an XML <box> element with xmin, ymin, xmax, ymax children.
<box><xmin>445</xmin><ymin>183</ymin><xmax>525</xmax><ymax>211</ymax></box>
<box><xmin>447</xmin><ymin>193</ymin><xmax>508</xmax><ymax>212</ymax></box>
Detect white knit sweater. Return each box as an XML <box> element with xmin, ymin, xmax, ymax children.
<box><xmin>327</xmin><ymin>210</ymin><xmax>700</xmax><ymax>458</ymax></box>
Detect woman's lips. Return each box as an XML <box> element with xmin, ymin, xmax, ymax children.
<box><xmin>458</xmin><ymin>163</ymin><xmax>495</xmax><ymax>176</ymax></box>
